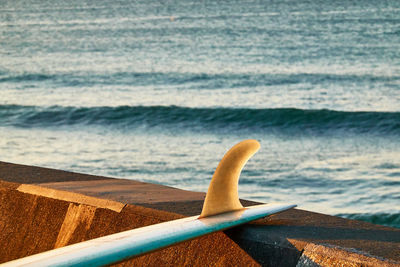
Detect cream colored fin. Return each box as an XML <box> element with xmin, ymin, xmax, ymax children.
<box><xmin>200</xmin><ymin>139</ymin><xmax>260</xmax><ymax>218</ymax></box>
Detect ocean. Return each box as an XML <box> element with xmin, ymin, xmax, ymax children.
<box><xmin>0</xmin><ymin>0</ymin><xmax>399</xmax><ymax>228</ymax></box>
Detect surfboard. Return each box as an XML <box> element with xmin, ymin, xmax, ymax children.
<box><xmin>2</xmin><ymin>203</ymin><xmax>295</xmax><ymax>267</ymax></box>
<box><xmin>1</xmin><ymin>140</ymin><xmax>296</xmax><ymax>267</ymax></box>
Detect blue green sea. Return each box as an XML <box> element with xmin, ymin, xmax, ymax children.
<box><xmin>0</xmin><ymin>0</ymin><xmax>399</xmax><ymax>228</ymax></box>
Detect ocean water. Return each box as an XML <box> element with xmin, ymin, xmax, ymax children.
<box><xmin>1</xmin><ymin>0</ymin><xmax>399</xmax><ymax>228</ymax></box>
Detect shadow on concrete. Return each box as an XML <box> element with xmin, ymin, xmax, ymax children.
<box><xmin>0</xmin><ymin>161</ymin><xmax>110</xmax><ymax>183</ymax></box>
<box><xmin>225</xmin><ymin>222</ymin><xmax>400</xmax><ymax>266</ymax></box>
<box><xmin>225</xmin><ymin>226</ymin><xmax>302</xmax><ymax>267</ymax></box>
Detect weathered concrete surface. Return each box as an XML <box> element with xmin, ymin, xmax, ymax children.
<box><xmin>0</xmin><ymin>161</ymin><xmax>111</xmax><ymax>184</ymax></box>
<box><xmin>297</xmin><ymin>243</ymin><xmax>400</xmax><ymax>267</ymax></box>
<box><xmin>226</xmin><ymin>209</ymin><xmax>400</xmax><ymax>266</ymax></box>
<box><xmin>0</xmin><ymin>180</ymin><xmax>259</xmax><ymax>266</ymax></box>
<box><xmin>35</xmin><ymin>179</ymin><xmax>206</xmax><ymax>205</ymax></box>
<box><xmin>0</xmin><ymin>161</ymin><xmax>399</xmax><ymax>266</ymax></box>
<box><xmin>17</xmin><ymin>184</ymin><xmax>125</xmax><ymax>212</ymax></box>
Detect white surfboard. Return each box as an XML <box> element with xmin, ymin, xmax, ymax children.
<box><xmin>1</xmin><ymin>140</ymin><xmax>296</xmax><ymax>267</ymax></box>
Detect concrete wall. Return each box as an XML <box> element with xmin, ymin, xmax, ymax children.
<box><xmin>0</xmin><ymin>161</ymin><xmax>399</xmax><ymax>266</ymax></box>
<box><xmin>0</xmin><ymin>180</ymin><xmax>259</xmax><ymax>266</ymax></box>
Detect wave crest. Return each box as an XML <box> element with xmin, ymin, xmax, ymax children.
<box><xmin>1</xmin><ymin>105</ymin><xmax>399</xmax><ymax>135</ymax></box>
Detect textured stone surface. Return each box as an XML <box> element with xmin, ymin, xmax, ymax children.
<box><xmin>0</xmin><ymin>182</ymin><xmax>68</xmax><ymax>261</ymax></box>
<box><xmin>0</xmin><ymin>180</ymin><xmax>259</xmax><ymax>266</ymax></box>
<box><xmin>0</xmin><ymin>161</ymin><xmax>110</xmax><ymax>184</ymax></box>
<box><xmin>297</xmin><ymin>243</ymin><xmax>400</xmax><ymax>267</ymax></box>
<box><xmin>227</xmin><ymin>209</ymin><xmax>400</xmax><ymax>266</ymax></box>
<box><xmin>0</xmin><ymin>161</ymin><xmax>399</xmax><ymax>266</ymax></box>
<box><xmin>36</xmin><ymin>179</ymin><xmax>206</xmax><ymax>205</ymax></box>
<box><xmin>17</xmin><ymin>184</ymin><xmax>125</xmax><ymax>212</ymax></box>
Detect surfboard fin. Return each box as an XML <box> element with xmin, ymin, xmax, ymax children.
<box><xmin>200</xmin><ymin>139</ymin><xmax>260</xmax><ymax>218</ymax></box>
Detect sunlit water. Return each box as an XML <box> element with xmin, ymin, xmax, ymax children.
<box><xmin>1</xmin><ymin>0</ymin><xmax>399</xmax><ymax>228</ymax></box>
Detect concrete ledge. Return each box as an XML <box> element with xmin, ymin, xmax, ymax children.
<box><xmin>226</xmin><ymin>209</ymin><xmax>400</xmax><ymax>266</ymax></box>
<box><xmin>0</xmin><ymin>161</ymin><xmax>399</xmax><ymax>266</ymax></box>
<box><xmin>17</xmin><ymin>184</ymin><xmax>125</xmax><ymax>212</ymax></box>
<box><xmin>35</xmin><ymin>179</ymin><xmax>206</xmax><ymax>205</ymax></box>
<box><xmin>298</xmin><ymin>243</ymin><xmax>399</xmax><ymax>267</ymax></box>
<box><xmin>0</xmin><ymin>161</ymin><xmax>111</xmax><ymax>184</ymax></box>
<box><xmin>0</xmin><ymin>180</ymin><xmax>259</xmax><ymax>266</ymax></box>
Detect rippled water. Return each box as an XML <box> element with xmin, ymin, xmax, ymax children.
<box><xmin>1</xmin><ymin>0</ymin><xmax>399</xmax><ymax>228</ymax></box>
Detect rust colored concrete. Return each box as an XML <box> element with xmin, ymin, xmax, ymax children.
<box><xmin>54</xmin><ymin>203</ymin><xmax>97</xmax><ymax>248</ymax></box>
<box><xmin>0</xmin><ymin>161</ymin><xmax>399</xmax><ymax>266</ymax></box>
<box><xmin>0</xmin><ymin>183</ymin><xmax>69</xmax><ymax>261</ymax></box>
<box><xmin>297</xmin><ymin>243</ymin><xmax>399</xmax><ymax>267</ymax></box>
<box><xmin>17</xmin><ymin>184</ymin><xmax>125</xmax><ymax>212</ymax></box>
<box><xmin>36</xmin><ymin>179</ymin><xmax>206</xmax><ymax>205</ymax></box>
<box><xmin>0</xmin><ymin>181</ymin><xmax>259</xmax><ymax>266</ymax></box>
<box><xmin>226</xmin><ymin>208</ymin><xmax>400</xmax><ymax>266</ymax></box>
<box><xmin>0</xmin><ymin>161</ymin><xmax>111</xmax><ymax>184</ymax></box>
